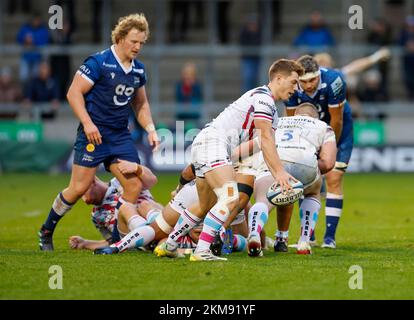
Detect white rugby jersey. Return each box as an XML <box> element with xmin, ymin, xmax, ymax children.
<box><xmin>206</xmin><ymin>85</ymin><xmax>278</xmax><ymax>147</ymax></box>
<box><xmin>274</xmin><ymin>116</ymin><xmax>336</xmax><ymax>167</ymax></box>
<box><xmin>92</xmin><ymin>178</ymin><xmax>154</xmax><ymax>227</ymax></box>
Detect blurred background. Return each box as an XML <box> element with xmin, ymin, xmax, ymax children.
<box><xmin>0</xmin><ymin>0</ymin><xmax>413</xmax><ymax>173</ymax></box>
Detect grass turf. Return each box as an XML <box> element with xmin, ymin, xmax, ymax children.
<box><xmin>0</xmin><ymin>173</ymin><xmax>413</xmax><ymax>299</ymax></box>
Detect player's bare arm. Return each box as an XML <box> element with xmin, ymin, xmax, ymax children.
<box><xmin>67</xmin><ymin>72</ymin><xmax>102</xmax><ymax>145</ymax></box>
<box><xmin>328</xmin><ymin>103</ymin><xmax>343</xmax><ymax>144</ymax></box>
<box><xmin>132</xmin><ymin>86</ymin><xmax>160</xmax><ymax>151</ymax></box>
<box><xmin>341</xmin><ymin>48</ymin><xmax>391</xmax><ymax>77</ymax></box>
<box><xmin>117</xmin><ymin>159</ymin><xmax>158</xmax><ymax>189</ymax></box>
<box><xmin>318</xmin><ymin>141</ymin><xmax>337</xmax><ymax>174</ymax></box>
<box><xmin>254</xmin><ymin>118</ymin><xmax>296</xmax><ymax>192</ymax></box>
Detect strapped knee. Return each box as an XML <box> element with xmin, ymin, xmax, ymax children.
<box><xmin>213</xmin><ymin>181</ymin><xmax>239</xmax><ymax>216</ymax></box>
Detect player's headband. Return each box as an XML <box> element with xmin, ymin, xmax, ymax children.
<box><xmin>299</xmin><ymin>69</ymin><xmax>321</xmax><ymax>81</ymax></box>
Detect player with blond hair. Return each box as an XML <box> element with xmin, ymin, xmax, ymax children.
<box><xmin>38</xmin><ymin>13</ymin><xmax>160</xmax><ymax>250</ymax></box>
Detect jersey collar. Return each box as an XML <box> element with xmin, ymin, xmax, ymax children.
<box><xmin>111</xmin><ymin>45</ymin><xmax>135</xmax><ymax>74</ymax></box>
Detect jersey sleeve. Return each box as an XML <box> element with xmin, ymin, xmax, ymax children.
<box><xmin>139</xmin><ymin>67</ymin><xmax>147</xmax><ymax>88</ymax></box>
<box><xmin>327</xmin><ymin>74</ymin><xmax>346</xmax><ymax>107</ymax></box>
<box><xmin>253</xmin><ymin>93</ymin><xmax>276</xmax><ymax>123</ymax></box>
<box><xmin>134</xmin><ymin>61</ymin><xmax>147</xmax><ymax>88</ymax></box>
<box><xmin>77</xmin><ymin>56</ymin><xmax>101</xmax><ymax>85</ymax></box>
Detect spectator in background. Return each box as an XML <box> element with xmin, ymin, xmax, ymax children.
<box><xmin>175</xmin><ymin>62</ymin><xmax>203</xmax><ymax>126</ymax></box>
<box><xmin>23</xmin><ymin>61</ymin><xmax>60</xmax><ymax>120</ymax></box>
<box><xmin>0</xmin><ymin>67</ymin><xmax>22</xmax><ymax>103</ymax></box>
<box><xmin>16</xmin><ymin>13</ymin><xmax>50</xmax><ymax>83</ymax></box>
<box><xmin>367</xmin><ymin>17</ymin><xmax>392</xmax><ymax>99</ymax></box>
<box><xmin>293</xmin><ymin>11</ymin><xmax>335</xmax><ymax>48</ymax></box>
<box><xmin>239</xmin><ymin>14</ymin><xmax>262</xmax><ymax>93</ymax></box>
<box><xmin>399</xmin><ymin>16</ymin><xmax>414</xmax><ymax>101</ymax></box>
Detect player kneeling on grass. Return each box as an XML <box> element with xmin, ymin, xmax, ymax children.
<box><xmin>69</xmin><ymin>160</ymin><xmax>162</xmax><ymax>251</ymax></box>
<box><xmin>235</xmin><ymin>103</ymin><xmax>337</xmax><ymax>256</ymax></box>
<box><xmin>94</xmin><ymin>165</ymin><xmax>252</xmax><ymax>255</ymax></box>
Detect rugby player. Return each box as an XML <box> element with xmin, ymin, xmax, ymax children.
<box><xmin>154</xmin><ymin>59</ymin><xmax>304</xmax><ymax>261</ymax></box>
<box><xmin>38</xmin><ymin>14</ymin><xmax>159</xmax><ymax>250</ymax></box>
<box><xmin>283</xmin><ymin>55</ymin><xmax>353</xmax><ymax>248</ymax></box>
<box><xmin>234</xmin><ymin>103</ymin><xmax>337</xmax><ymax>256</ymax></box>
<box><xmin>69</xmin><ymin>161</ymin><xmax>161</xmax><ymax>251</ymax></box>
<box><xmin>94</xmin><ymin>164</ymin><xmax>253</xmax><ymax>255</ymax></box>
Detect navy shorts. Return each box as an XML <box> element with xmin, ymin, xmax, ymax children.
<box><xmin>73</xmin><ymin>125</ymin><xmax>140</xmax><ymax>171</ymax></box>
<box><xmin>336</xmin><ymin>105</ymin><xmax>354</xmax><ymax>165</ymax></box>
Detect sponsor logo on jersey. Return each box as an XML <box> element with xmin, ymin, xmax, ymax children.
<box><xmin>86</xmin><ymin>143</ymin><xmax>95</xmax><ymax>152</ymax></box>
<box><xmin>79</xmin><ymin>65</ymin><xmax>90</xmax><ymax>75</ymax></box>
<box><xmin>134</xmin><ymin>77</ymin><xmax>140</xmax><ymax>84</ymax></box>
<box><xmin>330</xmin><ymin>76</ymin><xmax>343</xmax><ymax>96</ymax></box>
<box><xmin>258</xmin><ymin>100</ymin><xmax>274</xmax><ymax>109</ymax></box>
<box><xmin>133</xmin><ymin>68</ymin><xmax>144</xmax><ymax>74</ymax></box>
<box><xmin>82</xmin><ymin>154</ymin><xmax>94</xmax><ymax>162</ymax></box>
<box><xmin>103</xmin><ymin>62</ymin><xmax>117</xmax><ymax>68</ymax></box>
<box><xmin>110</xmin><ymin>72</ymin><xmax>115</xmax><ymax>79</ymax></box>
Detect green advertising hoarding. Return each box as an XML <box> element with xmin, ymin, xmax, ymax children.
<box><xmin>0</xmin><ymin>122</ymin><xmax>43</xmax><ymax>142</ymax></box>
<box><xmin>353</xmin><ymin>121</ymin><xmax>385</xmax><ymax>146</ymax></box>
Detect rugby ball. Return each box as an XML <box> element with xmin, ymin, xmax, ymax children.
<box><xmin>266</xmin><ymin>180</ymin><xmax>304</xmax><ymax>206</ymax></box>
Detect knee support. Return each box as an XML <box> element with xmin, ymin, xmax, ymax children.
<box><xmin>155</xmin><ymin>214</ymin><xmax>174</xmax><ymax>235</ymax></box>
<box><xmin>213</xmin><ymin>181</ymin><xmax>239</xmax><ymax>216</ymax></box>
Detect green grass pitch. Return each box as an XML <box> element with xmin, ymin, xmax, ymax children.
<box><xmin>0</xmin><ymin>173</ymin><xmax>413</xmax><ymax>300</ymax></box>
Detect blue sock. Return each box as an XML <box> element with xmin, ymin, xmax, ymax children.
<box><xmin>324</xmin><ymin>216</ymin><xmax>340</xmax><ymax>240</ymax></box>
<box><xmin>43</xmin><ymin>192</ymin><xmax>73</xmax><ymax>232</ymax></box>
<box><xmin>324</xmin><ymin>194</ymin><xmax>343</xmax><ymax>240</ymax></box>
<box><xmin>111</xmin><ymin>219</ymin><xmax>121</xmax><ymax>243</ymax></box>
<box><xmin>43</xmin><ymin>210</ymin><xmax>63</xmax><ymax>232</ymax></box>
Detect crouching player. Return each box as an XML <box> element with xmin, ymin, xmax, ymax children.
<box><xmin>69</xmin><ymin>160</ymin><xmax>161</xmax><ymax>250</ymax></box>
<box><xmin>236</xmin><ymin>103</ymin><xmax>337</xmax><ymax>256</ymax></box>
<box><xmin>94</xmin><ymin>165</ymin><xmax>252</xmax><ymax>255</ymax></box>
<box><xmin>286</xmin><ymin>55</ymin><xmax>354</xmax><ymax>248</ymax></box>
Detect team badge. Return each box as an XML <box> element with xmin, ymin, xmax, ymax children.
<box><xmin>86</xmin><ymin>143</ymin><xmax>95</xmax><ymax>152</ymax></box>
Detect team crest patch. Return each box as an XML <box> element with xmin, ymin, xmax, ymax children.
<box><xmin>86</xmin><ymin>143</ymin><xmax>95</xmax><ymax>152</ymax></box>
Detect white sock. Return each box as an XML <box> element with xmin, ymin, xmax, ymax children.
<box><xmin>196</xmin><ymin>208</ymin><xmax>230</xmax><ymax>253</ymax></box>
<box><xmin>146</xmin><ymin>209</ymin><xmax>161</xmax><ymax>224</ymax></box>
<box><xmin>299</xmin><ymin>197</ymin><xmax>321</xmax><ymax>242</ymax></box>
<box><xmin>127</xmin><ymin>215</ymin><xmax>147</xmax><ymax>231</ymax></box>
<box><xmin>166</xmin><ymin>209</ymin><xmax>202</xmax><ymax>250</ymax></box>
<box><xmin>248</xmin><ymin>202</ymin><xmax>269</xmax><ymax>236</ymax></box>
<box><xmin>114</xmin><ymin>225</ymin><xmax>155</xmax><ymax>252</ymax></box>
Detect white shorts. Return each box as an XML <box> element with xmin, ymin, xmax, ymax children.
<box><xmin>257</xmin><ymin>160</ymin><xmax>320</xmax><ymax>189</ymax></box>
<box><xmin>191</xmin><ymin>127</ymin><xmax>233</xmax><ymax>177</ymax></box>
<box><xmin>169</xmin><ymin>180</ymin><xmax>199</xmax><ymax>215</ymax></box>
